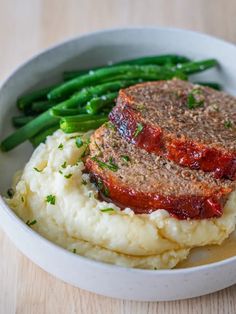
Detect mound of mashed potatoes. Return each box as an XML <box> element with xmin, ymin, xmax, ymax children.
<box><xmin>6</xmin><ymin>130</ymin><xmax>236</xmax><ymax>269</ymax></box>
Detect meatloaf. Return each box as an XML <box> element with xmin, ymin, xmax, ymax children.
<box><xmin>85</xmin><ymin>124</ymin><xmax>235</xmax><ymax>220</ymax></box>
<box><xmin>109</xmin><ymin>79</ymin><xmax>236</xmax><ymax>180</ymax></box>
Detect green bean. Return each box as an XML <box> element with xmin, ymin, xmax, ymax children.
<box><xmin>30</xmin><ymin>125</ymin><xmax>59</xmax><ymax>147</ymax></box>
<box><xmin>85</xmin><ymin>92</ymin><xmax>117</xmax><ymax>114</ymax></box>
<box><xmin>31</xmin><ymin>100</ymin><xmax>57</xmax><ymax>113</ymax></box>
<box><xmin>101</xmin><ymin>106</ymin><xmax>114</xmax><ymax>114</ymax></box>
<box><xmin>48</xmin><ymin>64</ymin><xmax>184</xmax><ymax>100</ymax></box>
<box><xmin>195</xmin><ymin>81</ymin><xmax>222</xmax><ymax>90</ymax></box>
<box><xmin>61</xmin><ymin>114</ymin><xmax>104</xmax><ymax>121</ymax></box>
<box><xmin>115</xmin><ymin>55</ymin><xmax>190</xmax><ymax>66</ymax></box>
<box><xmin>12</xmin><ymin>116</ymin><xmax>35</xmax><ymax>128</ymax></box>
<box><xmin>51</xmin><ymin>107</ymin><xmax>87</xmax><ymax>117</ymax></box>
<box><xmin>17</xmin><ymin>85</ymin><xmax>56</xmax><ymax>111</ymax></box>
<box><xmin>0</xmin><ymin>111</ymin><xmax>58</xmax><ymax>152</ymax></box>
<box><xmin>63</xmin><ymin>71</ymin><xmax>86</xmax><ymax>81</ymax></box>
<box><xmin>174</xmin><ymin>59</ymin><xmax>218</xmax><ymax>75</ymax></box>
<box><xmin>63</xmin><ymin>54</ymin><xmax>190</xmax><ymax>80</ymax></box>
<box><xmin>60</xmin><ymin>115</ymin><xmax>108</xmax><ymax>133</ymax></box>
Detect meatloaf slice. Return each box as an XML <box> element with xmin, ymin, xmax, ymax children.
<box><xmin>109</xmin><ymin>79</ymin><xmax>236</xmax><ymax>180</ymax></box>
<box><xmin>85</xmin><ymin>124</ymin><xmax>235</xmax><ymax>220</ymax></box>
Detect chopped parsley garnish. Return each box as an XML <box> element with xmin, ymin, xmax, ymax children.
<box><xmin>97</xmin><ymin>179</ymin><xmax>103</xmax><ymax>190</ymax></box>
<box><xmin>104</xmin><ymin>121</ymin><xmax>116</xmax><ymax>130</ymax></box>
<box><xmin>61</xmin><ymin>161</ymin><xmax>67</xmax><ymax>169</ymax></box>
<box><xmin>79</xmin><ymin>138</ymin><xmax>91</xmax><ymax>159</ymax></box>
<box><xmin>45</xmin><ymin>194</ymin><xmax>56</xmax><ymax>205</ymax></box>
<box><xmin>59</xmin><ymin>170</ymin><xmax>63</xmax><ymax>175</ymax></box>
<box><xmin>136</xmin><ymin>103</ymin><xmax>145</xmax><ymax>110</ymax></box>
<box><xmin>58</xmin><ymin>143</ymin><xmax>64</xmax><ymax>150</ymax></box>
<box><xmin>97</xmin><ymin>179</ymin><xmax>110</xmax><ymax>197</ymax></box>
<box><xmin>82</xmin><ymin>179</ymin><xmax>87</xmax><ymax>185</ymax></box>
<box><xmin>72</xmin><ymin>248</ymin><xmax>77</xmax><ymax>254</ymax></box>
<box><xmin>80</xmin><ymin>149</ymin><xmax>87</xmax><ymax>158</ymax></box>
<box><xmin>224</xmin><ymin>120</ymin><xmax>233</xmax><ymax>128</ymax></box>
<box><xmin>100</xmin><ymin>208</ymin><xmax>115</xmax><ymax>213</ymax></box>
<box><xmin>33</xmin><ymin>167</ymin><xmax>42</xmax><ymax>172</ymax></box>
<box><xmin>91</xmin><ymin>157</ymin><xmax>119</xmax><ymax>172</ymax></box>
<box><xmin>104</xmin><ymin>186</ymin><xmax>110</xmax><ymax>197</ymax></box>
<box><xmin>212</xmin><ymin>104</ymin><xmax>219</xmax><ymax>112</ymax></box>
<box><xmin>26</xmin><ymin>219</ymin><xmax>37</xmax><ymax>226</ymax></box>
<box><xmin>121</xmin><ymin>155</ymin><xmax>130</xmax><ymax>162</ymax></box>
<box><xmin>133</xmin><ymin>123</ymin><xmax>143</xmax><ymax>138</ymax></box>
<box><xmin>109</xmin><ymin>157</ymin><xmax>114</xmax><ymax>164</ymax></box>
<box><xmin>75</xmin><ymin>137</ymin><xmax>83</xmax><ymax>148</ymax></box>
<box><xmin>7</xmin><ymin>188</ymin><xmax>14</xmax><ymax>198</ymax></box>
<box><xmin>21</xmin><ymin>196</ymin><xmax>24</xmax><ymax>203</ymax></box>
<box><xmin>94</xmin><ymin>141</ymin><xmax>103</xmax><ymax>156</ymax></box>
<box><xmin>187</xmin><ymin>88</ymin><xmax>204</xmax><ymax>109</ymax></box>
<box><xmin>64</xmin><ymin>173</ymin><xmax>72</xmax><ymax>179</ymax></box>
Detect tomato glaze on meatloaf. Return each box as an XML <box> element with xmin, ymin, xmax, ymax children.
<box><xmin>109</xmin><ymin>79</ymin><xmax>236</xmax><ymax>180</ymax></box>
<box><xmin>85</xmin><ymin>124</ymin><xmax>235</xmax><ymax>220</ymax></box>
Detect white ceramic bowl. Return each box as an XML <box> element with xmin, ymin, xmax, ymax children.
<box><xmin>0</xmin><ymin>27</ymin><xmax>236</xmax><ymax>302</ymax></box>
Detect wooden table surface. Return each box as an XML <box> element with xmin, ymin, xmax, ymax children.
<box><xmin>1</xmin><ymin>0</ymin><xmax>236</xmax><ymax>313</ymax></box>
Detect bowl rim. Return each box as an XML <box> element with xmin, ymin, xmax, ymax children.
<box><xmin>0</xmin><ymin>26</ymin><xmax>236</xmax><ymax>275</ymax></box>
<box><xmin>1</xmin><ymin>25</ymin><xmax>236</xmax><ymax>87</ymax></box>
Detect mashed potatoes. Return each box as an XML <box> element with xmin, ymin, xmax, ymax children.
<box><xmin>6</xmin><ymin>130</ymin><xmax>236</xmax><ymax>269</ymax></box>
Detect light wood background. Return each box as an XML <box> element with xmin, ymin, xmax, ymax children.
<box><xmin>0</xmin><ymin>0</ymin><xmax>236</xmax><ymax>313</ymax></box>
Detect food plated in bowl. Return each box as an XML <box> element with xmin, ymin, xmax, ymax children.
<box><xmin>0</xmin><ymin>27</ymin><xmax>236</xmax><ymax>301</ymax></box>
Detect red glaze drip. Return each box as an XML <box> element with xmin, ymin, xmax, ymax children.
<box><xmin>86</xmin><ymin>160</ymin><xmax>226</xmax><ymax>220</ymax></box>
<box><xmin>110</xmin><ymin>105</ymin><xmax>164</xmax><ymax>153</ymax></box>
<box><xmin>109</xmin><ymin>104</ymin><xmax>236</xmax><ymax>180</ymax></box>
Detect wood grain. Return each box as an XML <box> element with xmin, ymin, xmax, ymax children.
<box><xmin>0</xmin><ymin>0</ymin><xmax>236</xmax><ymax>313</ymax></box>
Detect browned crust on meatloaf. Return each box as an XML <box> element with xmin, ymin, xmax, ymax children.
<box><xmin>85</xmin><ymin>124</ymin><xmax>235</xmax><ymax>219</ymax></box>
<box><xmin>109</xmin><ymin>79</ymin><xmax>236</xmax><ymax>180</ymax></box>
